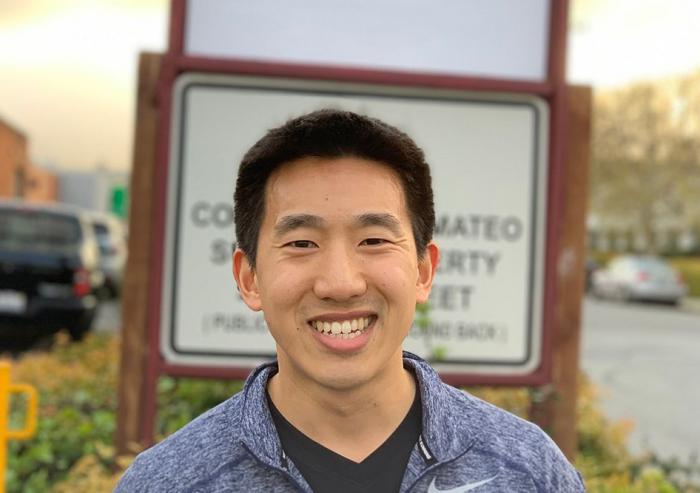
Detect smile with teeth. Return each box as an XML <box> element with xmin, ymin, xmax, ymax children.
<box><xmin>310</xmin><ymin>316</ymin><xmax>375</xmax><ymax>339</ymax></box>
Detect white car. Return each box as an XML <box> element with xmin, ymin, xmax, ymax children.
<box><xmin>88</xmin><ymin>212</ymin><xmax>128</xmax><ymax>297</ymax></box>
<box><xmin>591</xmin><ymin>255</ymin><xmax>687</xmax><ymax>305</ymax></box>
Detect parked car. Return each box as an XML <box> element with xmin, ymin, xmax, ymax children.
<box><xmin>87</xmin><ymin>212</ymin><xmax>127</xmax><ymax>298</ymax></box>
<box><xmin>591</xmin><ymin>255</ymin><xmax>687</xmax><ymax>305</ymax></box>
<box><xmin>0</xmin><ymin>200</ymin><xmax>103</xmax><ymax>340</ymax></box>
<box><xmin>585</xmin><ymin>257</ymin><xmax>599</xmax><ymax>292</ymax></box>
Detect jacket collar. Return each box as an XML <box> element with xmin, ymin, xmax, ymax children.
<box><xmin>238</xmin><ymin>353</ymin><xmax>477</xmax><ymax>467</ymax></box>
<box><xmin>238</xmin><ymin>362</ymin><xmax>285</xmax><ymax>468</ymax></box>
<box><xmin>403</xmin><ymin>352</ymin><xmax>478</xmax><ymax>464</ymax></box>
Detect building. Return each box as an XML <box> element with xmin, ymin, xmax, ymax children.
<box><xmin>0</xmin><ymin>116</ymin><xmax>28</xmax><ymax>198</ymax></box>
<box><xmin>0</xmin><ymin>115</ymin><xmax>57</xmax><ymax>202</ymax></box>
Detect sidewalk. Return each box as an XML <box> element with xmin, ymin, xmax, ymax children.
<box><xmin>682</xmin><ymin>296</ymin><xmax>700</xmax><ymax>314</ymax></box>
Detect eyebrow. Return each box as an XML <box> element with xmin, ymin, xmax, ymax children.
<box><xmin>356</xmin><ymin>213</ymin><xmax>404</xmax><ymax>236</ymax></box>
<box><xmin>273</xmin><ymin>214</ymin><xmax>325</xmax><ymax>237</ymax></box>
<box><xmin>273</xmin><ymin>212</ymin><xmax>404</xmax><ymax>237</ymax></box>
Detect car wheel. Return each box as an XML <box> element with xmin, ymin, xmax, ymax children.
<box><xmin>590</xmin><ymin>285</ymin><xmax>604</xmax><ymax>300</ymax></box>
<box><xmin>108</xmin><ymin>282</ymin><xmax>121</xmax><ymax>299</ymax></box>
<box><xmin>618</xmin><ymin>286</ymin><xmax>632</xmax><ymax>303</ymax></box>
<box><xmin>67</xmin><ymin>311</ymin><xmax>95</xmax><ymax>341</ymax></box>
<box><xmin>96</xmin><ymin>284</ymin><xmax>112</xmax><ymax>301</ymax></box>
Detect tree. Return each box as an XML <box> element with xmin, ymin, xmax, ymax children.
<box><xmin>590</xmin><ymin>72</ymin><xmax>700</xmax><ymax>253</ymax></box>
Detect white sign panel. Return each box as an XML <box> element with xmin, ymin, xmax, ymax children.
<box><xmin>184</xmin><ymin>0</ymin><xmax>551</xmax><ymax>82</ymax></box>
<box><xmin>161</xmin><ymin>73</ymin><xmax>548</xmax><ymax>374</ymax></box>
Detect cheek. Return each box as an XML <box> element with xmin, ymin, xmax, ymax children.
<box><xmin>374</xmin><ymin>262</ymin><xmax>417</xmax><ymax>296</ymax></box>
<box><xmin>258</xmin><ymin>269</ymin><xmax>310</xmax><ymax>310</ymax></box>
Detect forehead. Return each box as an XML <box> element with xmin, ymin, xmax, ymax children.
<box><xmin>263</xmin><ymin>157</ymin><xmax>409</xmax><ymax>222</ymax></box>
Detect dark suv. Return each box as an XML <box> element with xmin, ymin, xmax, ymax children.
<box><xmin>0</xmin><ymin>200</ymin><xmax>103</xmax><ymax>341</ymax></box>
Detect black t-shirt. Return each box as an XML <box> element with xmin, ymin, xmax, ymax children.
<box><xmin>268</xmin><ymin>391</ymin><xmax>421</xmax><ymax>493</ymax></box>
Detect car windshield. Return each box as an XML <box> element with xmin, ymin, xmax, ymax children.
<box><xmin>92</xmin><ymin>222</ymin><xmax>110</xmax><ymax>246</ymax></box>
<box><xmin>0</xmin><ymin>209</ymin><xmax>82</xmax><ymax>252</ymax></box>
<box><xmin>632</xmin><ymin>257</ymin><xmax>677</xmax><ymax>278</ymax></box>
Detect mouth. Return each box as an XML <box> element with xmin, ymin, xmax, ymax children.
<box><xmin>308</xmin><ymin>315</ymin><xmax>377</xmax><ymax>340</ymax></box>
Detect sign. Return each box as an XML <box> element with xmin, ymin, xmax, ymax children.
<box><xmin>182</xmin><ymin>0</ymin><xmax>551</xmax><ymax>82</ymax></box>
<box><xmin>110</xmin><ymin>185</ymin><xmax>128</xmax><ymax>219</ymax></box>
<box><xmin>160</xmin><ymin>73</ymin><xmax>548</xmax><ymax>375</ymax></box>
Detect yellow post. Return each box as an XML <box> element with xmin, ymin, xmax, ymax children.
<box><xmin>0</xmin><ymin>362</ymin><xmax>38</xmax><ymax>493</ymax></box>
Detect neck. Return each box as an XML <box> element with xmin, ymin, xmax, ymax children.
<box><xmin>267</xmin><ymin>350</ymin><xmax>416</xmax><ymax>462</ymax></box>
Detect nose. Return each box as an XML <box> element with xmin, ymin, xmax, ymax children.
<box><xmin>313</xmin><ymin>244</ymin><xmax>367</xmax><ymax>302</ymax></box>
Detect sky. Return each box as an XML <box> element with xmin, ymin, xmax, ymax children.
<box><xmin>2</xmin><ymin>0</ymin><xmax>700</xmax><ymax>172</ymax></box>
<box><xmin>0</xmin><ymin>0</ymin><xmax>168</xmax><ymax>171</ymax></box>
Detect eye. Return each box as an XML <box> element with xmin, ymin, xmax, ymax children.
<box><xmin>360</xmin><ymin>238</ymin><xmax>388</xmax><ymax>246</ymax></box>
<box><xmin>284</xmin><ymin>240</ymin><xmax>318</xmax><ymax>249</ymax></box>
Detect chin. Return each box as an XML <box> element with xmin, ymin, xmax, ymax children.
<box><xmin>315</xmin><ymin>368</ymin><xmax>373</xmax><ymax>392</ymax></box>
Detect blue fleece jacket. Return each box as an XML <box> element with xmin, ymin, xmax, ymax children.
<box><xmin>116</xmin><ymin>353</ymin><xmax>585</xmax><ymax>492</ymax></box>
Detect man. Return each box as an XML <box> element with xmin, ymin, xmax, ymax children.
<box><xmin>117</xmin><ymin>109</ymin><xmax>585</xmax><ymax>492</ymax></box>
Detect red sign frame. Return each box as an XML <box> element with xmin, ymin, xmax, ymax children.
<box><xmin>140</xmin><ymin>0</ymin><xmax>570</xmax><ymax>444</ymax></box>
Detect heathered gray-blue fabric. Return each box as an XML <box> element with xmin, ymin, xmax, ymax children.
<box><xmin>116</xmin><ymin>353</ymin><xmax>585</xmax><ymax>492</ymax></box>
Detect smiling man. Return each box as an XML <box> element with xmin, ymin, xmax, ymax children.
<box><xmin>116</xmin><ymin>109</ymin><xmax>584</xmax><ymax>492</ymax></box>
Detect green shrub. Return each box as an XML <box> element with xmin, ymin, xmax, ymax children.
<box><xmin>668</xmin><ymin>257</ymin><xmax>700</xmax><ymax>297</ymax></box>
<box><xmin>590</xmin><ymin>250</ymin><xmax>619</xmax><ymax>266</ymax></box>
<box><xmin>156</xmin><ymin>376</ymin><xmax>243</xmax><ymax>438</ymax></box>
<box><xmin>4</xmin><ymin>333</ymin><xmax>124</xmax><ymax>493</ymax></box>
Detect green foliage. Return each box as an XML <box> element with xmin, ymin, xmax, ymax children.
<box><xmin>590</xmin><ymin>250</ymin><xmax>618</xmax><ymax>267</ymax></box>
<box><xmin>4</xmin><ymin>333</ymin><xmax>124</xmax><ymax>493</ymax></box>
<box><xmin>465</xmin><ymin>386</ymin><xmax>531</xmax><ymax>420</ymax></box>
<box><xmin>156</xmin><ymin>376</ymin><xmax>243</xmax><ymax>438</ymax></box>
<box><xmin>414</xmin><ymin>302</ymin><xmax>431</xmax><ymax>332</ymax></box>
<box><xmin>590</xmin><ymin>75</ymin><xmax>700</xmax><ymax>250</ymax></box>
<box><xmin>668</xmin><ymin>257</ymin><xmax>700</xmax><ymax>297</ymax></box>
<box><xmin>414</xmin><ymin>302</ymin><xmax>447</xmax><ymax>361</ymax></box>
<box><xmin>630</xmin><ymin>453</ymin><xmax>700</xmax><ymax>493</ymax></box>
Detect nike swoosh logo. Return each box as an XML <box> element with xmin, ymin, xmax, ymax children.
<box><xmin>427</xmin><ymin>475</ymin><xmax>498</xmax><ymax>493</ymax></box>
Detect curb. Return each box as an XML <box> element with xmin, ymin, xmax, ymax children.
<box><xmin>682</xmin><ymin>297</ymin><xmax>700</xmax><ymax>314</ymax></box>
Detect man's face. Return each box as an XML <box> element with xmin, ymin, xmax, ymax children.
<box><xmin>234</xmin><ymin>156</ymin><xmax>438</xmax><ymax>391</ymax></box>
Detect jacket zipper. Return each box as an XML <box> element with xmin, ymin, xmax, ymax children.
<box><xmin>404</xmin><ymin>438</ymin><xmax>476</xmax><ymax>493</ymax></box>
<box><xmin>417</xmin><ymin>434</ymin><xmax>437</xmax><ymax>465</ymax></box>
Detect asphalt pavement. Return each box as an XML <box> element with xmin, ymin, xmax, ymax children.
<box><xmin>94</xmin><ymin>298</ymin><xmax>121</xmax><ymax>333</ymax></box>
<box><xmin>581</xmin><ymin>296</ymin><xmax>700</xmax><ymax>461</ymax></box>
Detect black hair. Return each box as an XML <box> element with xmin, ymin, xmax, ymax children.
<box><xmin>234</xmin><ymin>109</ymin><xmax>434</xmax><ymax>267</ymax></box>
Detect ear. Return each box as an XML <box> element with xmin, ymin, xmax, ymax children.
<box><xmin>416</xmin><ymin>241</ymin><xmax>439</xmax><ymax>304</ymax></box>
<box><xmin>232</xmin><ymin>248</ymin><xmax>262</xmax><ymax>311</ymax></box>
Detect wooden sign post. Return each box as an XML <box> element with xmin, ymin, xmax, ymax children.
<box><xmin>529</xmin><ymin>86</ymin><xmax>592</xmax><ymax>459</ymax></box>
<box><xmin>115</xmin><ymin>53</ymin><xmax>162</xmax><ymax>455</ymax></box>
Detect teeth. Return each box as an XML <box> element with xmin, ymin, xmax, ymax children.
<box><xmin>310</xmin><ymin>316</ymin><xmax>374</xmax><ymax>338</ymax></box>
